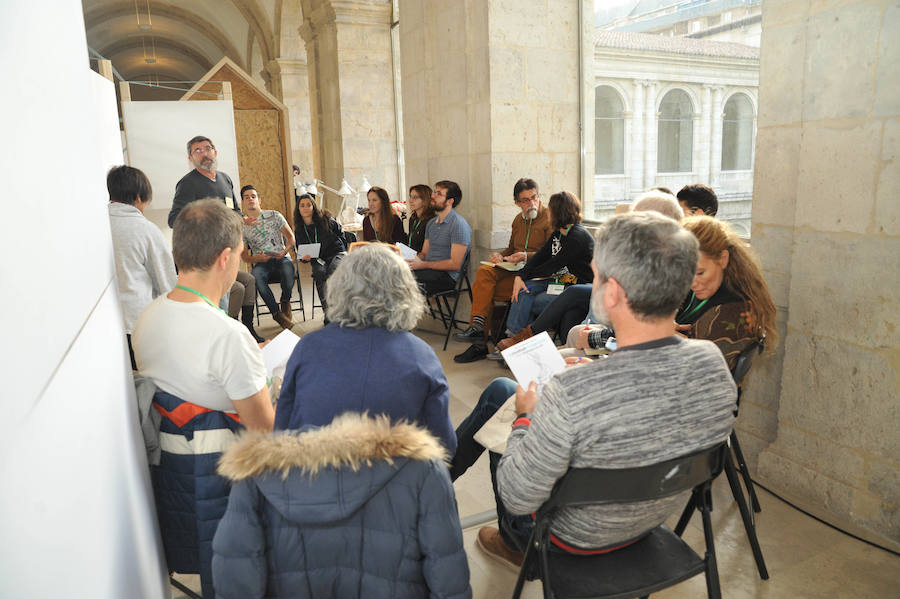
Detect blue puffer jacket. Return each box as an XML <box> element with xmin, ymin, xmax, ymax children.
<box><xmin>151</xmin><ymin>391</ymin><xmax>245</xmax><ymax>599</ymax></box>
<box><xmin>212</xmin><ymin>413</ymin><xmax>471</xmax><ymax>599</ymax></box>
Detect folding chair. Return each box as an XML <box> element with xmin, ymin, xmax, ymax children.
<box><xmin>254</xmin><ymin>263</ymin><xmax>306</xmax><ymax>325</ymax></box>
<box><xmin>423</xmin><ymin>253</ymin><xmax>473</xmax><ymax>350</ymax></box>
<box><xmin>509</xmin><ymin>443</ymin><xmax>728</xmax><ymax>599</ymax></box>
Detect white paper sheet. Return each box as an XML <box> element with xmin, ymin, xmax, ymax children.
<box><xmin>500</xmin><ymin>331</ymin><xmax>567</xmax><ymax>393</ymax></box>
<box><xmin>261</xmin><ymin>329</ymin><xmax>301</xmax><ymax>379</ymax></box>
<box><xmin>296</xmin><ymin>243</ymin><xmax>321</xmax><ymax>259</ymax></box>
<box><xmin>396</xmin><ymin>242</ymin><xmax>418</xmax><ymax>260</ymax></box>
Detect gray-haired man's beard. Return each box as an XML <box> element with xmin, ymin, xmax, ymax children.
<box><xmin>200</xmin><ymin>157</ymin><xmax>217</xmax><ymax>170</ymax></box>
<box><xmin>526</xmin><ymin>207</ymin><xmax>538</xmax><ymax>220</ymax></box>
<box><xmin>589</xmin><ymin>283</ymin><xmax>611</xmax><ymax>327</ymax></box>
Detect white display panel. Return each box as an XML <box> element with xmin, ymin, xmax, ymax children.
<box><xmin>0</xmin><ymin>1</ymin><xmax>169</xmax><ymax>596</ymax></box>
<box><xmin>122</xmin><ymin>100</ymin><xmax>240</xmax><ymax>244</ymax></box>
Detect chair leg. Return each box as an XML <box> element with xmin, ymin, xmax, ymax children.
<box><xmin>700</xmin><ymin>501</ymin><xmax>722</xmax><ymax>599</ymax></box>
<box><xmin>724</xmin><ymin>457</ymin><xmax>770</xmax><ymax>580</ymax></box>
<box><xmin>443</xmin><ymin>291</ymin><xmax>462</xmax><ymax>351</ymax></box>
<box><xmin>539</xmin><ymin>545</ymin><xmax>555</xmax><ymax>599</ymax></box>
<box><xmin>511</xmin><ymin>541</ymin><xmax>535</xmax><ymax>599</ymax></box>
<box><xmin>730</xmin><ymin>430</ymin><xmax>762</xmax><ymax>513</ymax></box>
<box><xmin>674</xmin><ymin>494</ymin><xmax>696</xmax><ymax>536</ymax></box>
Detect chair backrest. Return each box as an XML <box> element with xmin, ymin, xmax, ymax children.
<box><xmin>538</xmin><ymin>442</ymin><xmax>727</xmax><ymax>516</ymax></box>
<box><xmin>731</xmin><ymin>341</ymin><xmax>763</xmax><ymax>386</ymax></box>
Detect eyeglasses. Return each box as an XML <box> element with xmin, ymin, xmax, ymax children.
<box><xmin>191</xmin><ymin>145</ymin><xmax>215</xmax><ymax>155</ymax></box>
<box><xmin>515</xmin><ymin>193</ymin><xmax>540</xmax><ymax>205</ymax></box>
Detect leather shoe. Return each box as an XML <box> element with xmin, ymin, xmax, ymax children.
<box><xmin>454</xmin><ymin>326</ymin><xmax>485</xmax><ymax>342</ymax></box>
<box><xmin>454</xmin><ymin>344</ymin><xmax>488</xmax><ymax>363</ymax></box>
<box><xmin>273</xmin><ymin>311</ymin><xmax>293</xmax><ymax>330</ymax></box>
<box><xmin>497</xmin><ymin>325</ymin><xmax>533</xmax><ymax>351</ymax></box>
<box><xmin>476</xmin><ymin>526</ymin><xmax>524</xmax><ymax>572</ymax></box>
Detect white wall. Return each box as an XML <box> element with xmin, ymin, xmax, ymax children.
<box><xmin>0</xmin><ymin>1</ymin><xmax>169</xmax><ymax>596</ymax></box>
<box><xmin>122</xmin><ymin>99</ymin><xmax>240</xmax><ymax>242</ymax></box>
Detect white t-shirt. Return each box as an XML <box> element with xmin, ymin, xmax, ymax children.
<box><xmin>132</xmin><ymin>296</ymin><xmax>267</xmax><ymax>412</ymax></box>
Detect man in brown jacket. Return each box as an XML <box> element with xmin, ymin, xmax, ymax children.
<box><xmin>453</xmin><ymin>178</ymin><xmax>553</xmax><ymax>363</ymax></box>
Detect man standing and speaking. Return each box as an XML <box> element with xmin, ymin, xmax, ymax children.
<box><xmin>168</xmin><ymin>135</ymin><xmax>264</xmax><ymax>340</ymax></box>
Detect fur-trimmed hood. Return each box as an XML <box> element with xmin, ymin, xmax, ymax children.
<box><xmin>217</xmin><ymin>413</ymin><xmax>449</xmax><ymax>526</ymax></box>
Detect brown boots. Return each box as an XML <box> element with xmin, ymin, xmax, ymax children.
<box><xmin>497</xmin><ymin>325</ymin><xmax>534</xmax><ymax>351</ymax></box>
<box><xmin>273</xmin><ymin>301</ymin><xmax>293</xmax><ymax>329</ymax></box>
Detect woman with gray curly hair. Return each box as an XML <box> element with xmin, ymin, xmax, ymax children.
<box><xmin>274</xmin><ymin>244</ymin><xmax>456</xmax><ymax>452</ymax></box>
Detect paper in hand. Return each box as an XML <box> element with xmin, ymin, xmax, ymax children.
<box><xmin>500</xmin><ymin>331</ymin><xmax>566</xmax><ymax>394</ymax></box>
<box><xmin>395</xmin><ymin>242</ymin><xmax>418</xmax><ymax>260</ymax></box>
<box><xmin>295</xmin><ymin>243</ymin><xmax>321</xmax><ymax>258</ymax></box>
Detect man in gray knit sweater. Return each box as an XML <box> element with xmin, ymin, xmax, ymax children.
<box><xmin>477</xmin><ymin>211</ymin><xmax>737</xmax><ymax>567</ymax></box>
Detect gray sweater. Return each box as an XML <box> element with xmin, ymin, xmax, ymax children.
<box><xmin>497</xmin><ymin>335</ymin><xmax>736</xmax><ymax>549</ymax></box>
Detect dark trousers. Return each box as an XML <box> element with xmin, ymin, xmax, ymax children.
<box><xmin>414</xmin><ymin>269</ymin><xmax>456</xmax><ymax>295</ymax></box>
<box><xmin>449</xmin><ymin>377</ymin><xmax>532</xmax><ymax>549</ymax></box>
<box><xmin>251</xmin><ymin>257</ymin><xmax>295</xmax><ymax>315</ymax></box>
<box><xmin>531</xmin><ymin>283</ymin><xmax>592</xmax><ymax>341</ymax></box>
<box><xmin>310</xmin><ymin>252</ymin><xmax>346</xmax><ymax>313</ymax></box>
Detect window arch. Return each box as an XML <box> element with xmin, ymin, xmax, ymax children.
<box><xmin>657</xmin><ymin>89</ymin><xmax>693</xmax><ymax>173</ymax></box>
<box><xmin>594</xmin><ymin>85</ymin><xmax>625</xmax><ymax>175</ymax></box>
<box><xmin>722</xmin><ymin>93</ymin><xmax>754</xmax><ymax>170</ymax></box>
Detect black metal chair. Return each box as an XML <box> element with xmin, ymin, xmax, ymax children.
<box><xmin>730</xmin><ymin>341</ymin><xmax>765</xmax><ymax>513</ymax></box>
<box><xmin>253</xmin><ymin>262</ymin><xmax>306</xmax><ymax>325</ymax></box>
<box><xmin>510</xmin><ymin>443</ymin><xmax>728</xmax><ymax>599</ymax></box>
<box><xmin>423</xmin><ymin>254</ymin><xmax>473</xmax><ymax>350</ymax></box>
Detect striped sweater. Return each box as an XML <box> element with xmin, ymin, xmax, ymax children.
<box><xmin>497</xmin><ymin>336</ymin><xmax>736</xmax><ymax>549</ymax></box>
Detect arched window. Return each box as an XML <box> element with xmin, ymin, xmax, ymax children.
<box><xmin>722</xmin><ymin>93</ymin><xmax>754</xmax><ymax>170</ymax></box>
<box><xmin>594</xmin><ymin>86</ymin><xmax>624</xmax><ymax>175</ymax></box>
<box><xmin>657</xmin><ymin>89</ymin><xmax>693</xmax><ymax>173</ymax></box>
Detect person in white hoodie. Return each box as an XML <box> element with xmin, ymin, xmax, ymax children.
<box><xmin>107</xmin><ymin>165</ymin><xmax>177</xmax><ymax>369</ymax></box>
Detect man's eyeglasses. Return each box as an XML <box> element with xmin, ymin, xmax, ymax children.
<box><xmin>515</xmin><ymin>194</ymin><xmax>540</xmax><ymax>205</ymax></box>
<box><xmin>191</xmin><ymin>145</ymin><xmax>215</xmax><ymax>155</ymax></box>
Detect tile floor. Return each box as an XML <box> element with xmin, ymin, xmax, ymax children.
<box><xmin>170</xmin><ymin>276</ymin><xmax>900</xmax><ymax>598</ymax></box>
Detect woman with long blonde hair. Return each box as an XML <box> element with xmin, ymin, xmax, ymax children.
<box><xmin>679</xmin><ymin>216</ymin><xmax>777</xmax><ymax>369</ymax></box>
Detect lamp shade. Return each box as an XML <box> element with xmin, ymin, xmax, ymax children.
<box><xmin>360</xmin><ymin>176</ymin><xmax>371</xmax><ymax>192</ymax></box>
<box><xmin>338</xmin><ymin>179</ymin><xmax>354</xmax><ymax>196</ymax></box>
<box><xmin>306</xmin><ymin>182</ymin><xmax>318</xmax><ymax>197</ymax></box>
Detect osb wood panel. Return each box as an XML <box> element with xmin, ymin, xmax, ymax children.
<box><xmin>235</xmin><ymin>109</ymin><xmax>289</xmax><ymax>220</ymax></box>
<box><xmin>185</xmin><ymin>67</ymin><xmax>272</xmax><ymax>110</ymax></box>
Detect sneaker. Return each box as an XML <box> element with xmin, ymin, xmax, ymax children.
<box><xmin>453</xmin><ymin>344</ymin><xmax>488</xmax><ymax>363</ymax></box>
<box><xmin>454</xmin><ymin>326</ymin><xmax>485</xmax><ymax>342</ymax></box>
<box><xmin>475</xmin><ymin>526</ymin><xmax>524</xmax><ymax>572</ymax></box>
<box><xmin>485</xmin><ymin>350</ymin><xmax>504</xmax><ymax>362</ymax></box>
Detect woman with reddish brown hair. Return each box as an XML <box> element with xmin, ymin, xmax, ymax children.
<box><xmin>362</xmin><ymin>186</ymin><xmax>405</xmax><ymax>244</ymax></box>
<box><xmin>678</xmin><ymin>215</ymin><xmax>777</xmax><ymax>369</ymax></box>
<box><xmin>406</xmin><ymin>184</ymin><xmax>435</xmax><ymax>252</ymax></box>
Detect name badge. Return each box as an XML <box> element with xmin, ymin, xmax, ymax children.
<box><xmin>224</xmin><ymin>195</ymin><xmax>235</xmax><ymax>210</ymax></box>
<box><xmin>547</xmin><ymin>283</ymin><xmax>565</xmax><ymax>295</ymax></box>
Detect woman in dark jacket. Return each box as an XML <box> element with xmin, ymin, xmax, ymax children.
<box><xmin>501</xmin><ymin>191</ymin><xmax>594</xmax><ymax>338</ymax></box>
<box><xmin>678</xmin><ymin>215</ymin><xmax>777</xmax><ymax>370</ymax></box>
<box><xmin>212</xmin><ymin>413</ymin><xmax>471</xmax><ymax>599</ymax></box>
<box><xmin>294</xmin><ymin>193</ymin><xmax>347</xmax><ymax>320</ymax></box>
<box><xmin>406</xmin><ymin>184</ymin><xmax>435</xmax><ymax>252</ymax></box>
<box><xmin>362</xmin><ymin>186</ymin><xmax>405</xmax><ymax>243</ymax></box>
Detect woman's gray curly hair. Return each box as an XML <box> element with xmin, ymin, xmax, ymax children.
<box><xmin>325</xmin><ymin>244</ymin><xmax>425</xmax><ymax>331</ymax></box>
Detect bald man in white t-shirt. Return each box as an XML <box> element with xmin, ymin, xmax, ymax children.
<box><xmin>133</xmin><ymin>199</ymin><xmax>274</xmax><ymax>432</ymax></box>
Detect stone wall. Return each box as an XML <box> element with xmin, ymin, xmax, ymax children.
<box><xmin>400</xmin><ymin>0</ymin><xmax>588</xmax><ymax>258</ymax></box>
<box><xmin>743</xmin><ymin>0</ymin><xmax>899</xmax><ymax>550</ymax></box>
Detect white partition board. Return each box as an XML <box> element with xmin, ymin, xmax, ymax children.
<box><xmin>122</xmin><ymin>99</ymin><xmax>240</xmax><ymax>244</ymax></box>
<box><xmin>0</xmin><ymin>1</ymin><xmax>169</xmax><ymax>596</ymax></box>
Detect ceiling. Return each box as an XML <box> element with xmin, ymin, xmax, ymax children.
<box><xmin>82</xmin><ymin>0</ymin><xmax>284</xmax><ymax>99</ymax></box>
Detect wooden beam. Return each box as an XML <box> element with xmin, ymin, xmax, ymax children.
<box><xmin>119</xmin><ymin>81</ymin><xmax>132</xmax><ymax>102</ymax></box>
<box><xmin>97</xmin><ymin>59</ymin><xmax>114</xmax><ymax>81</ymax></box>
<box><xmin>221</xmin><ymin>81</ymin><xmax>233</xmax><ymax>101</ymax></box>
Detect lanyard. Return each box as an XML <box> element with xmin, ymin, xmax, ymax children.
<box><xmin>303</xmin><ymin>222</ymin><xmax>318</xmax><ymax>244</ymax></box>
<box><xmin>523</xmin><ymin>218</ymin><xmax>532</xmax><ymax>251</ymax></box>
<box><xmin>681</xmin><ymin>292</ymin><xmax>709</xmax><ymax>320</ymax></box>
<box><xmin>408</xmin><ymin>216</ymin><xmax>421</xmax><ymax>246</ymax></box>
<box><xmin>175</xmin><ymin>284</ymin><xmax>225</xmax><ymax>314</ymax></box>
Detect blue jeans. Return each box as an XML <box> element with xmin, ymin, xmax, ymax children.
<box><xmin>251</xmin><ymin>257</ymin><xmax>295</xmax><ymax>315</ymax></box>
<box><xmin>449</xmin><ymin>377</ymin><xmax>533</xmax><ymax>549</ymax></box>
<box><xmin>506</xmin><ymin>279</ymin><xmax>556</xmax><ymax>333</ymax></box>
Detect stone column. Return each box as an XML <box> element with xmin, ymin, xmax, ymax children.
<box><xmin>302</xmin><ymin>0</ymin><xmax>398</xmax><ymax>213</ymax></box>
<box><xmin>745</xmin><ymin>0</ymin><xmax>899</xmax><ymax>551</ymax></box>
<box><xmin>709</xmin><ymin>85</ymin><xmax>724</xmax><ymax>188</ymax></box>
<box><xmin>699</xmin><ymin>84</ymin><xmax>713</xmax><ymax>183</ymax></box>
<box><xmin>630</xmin><ymin>80</ymin><xmax>645</xmax><ymax>195</ymax></box>
<box><xmin>399</xmin><ymin>0</ymin><xmax>586</xmax><ymax>255</ymax></box>
<box><xmin>265</xmin><ymin>57</ymin><xmax>315</xmax><ymax>178</ymax></box>
<box><xmin>643</xmin><ymin>80</ymin><xmax>657</xmax><ymax>190</ymax></box>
